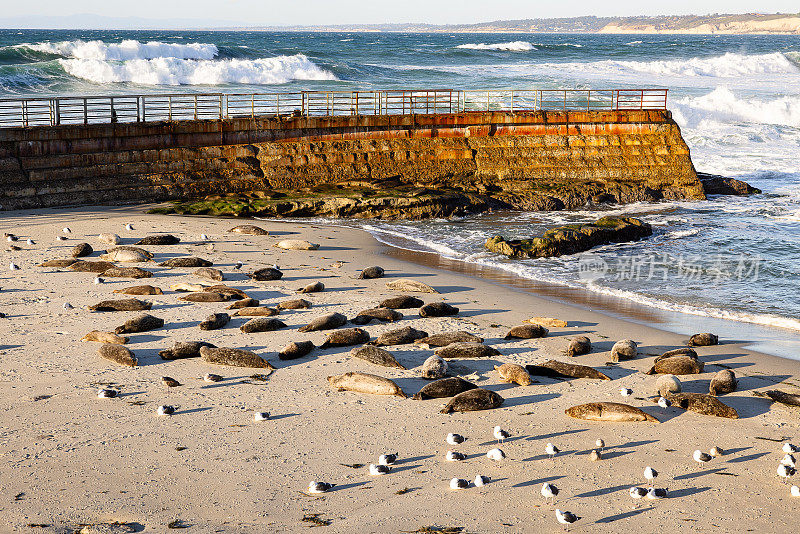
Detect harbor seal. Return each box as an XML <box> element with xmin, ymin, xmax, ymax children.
<box><xmin>71</xmin><ymin>243</ymin><xmax>93</xmax><ymax>258</ymax></box>
<box><xmin>232</xmin><ymin>307</ymin><xmax>280</xmax><ymax>317</ymax></box>
<box><xmin>662</xmin><ymin>392</ymin><xmax>739</xmax><ymax>419</ymax></box>
<box><xmin>374</xmin><ymin>326</ymin><xmax>429</xmax><ymax>346</ymax></box>
<box><xmin>159</xmin><ymin>257</ymin><xmax>213</xmax><ymax>268</ymax></box>
<box><xmin>276</xmin><ymin>239</ymin><xmax>319</xmax><ymax>250</ymax></box>
<box><xmin>199</xmin><ymin>312</ymin><xmax>230</xmax><ymax>330</ymax></box>
<box><xmin>98</xmin><ymin>233</ymin><xmax>121</xmax><ymax>245</ymax></box>
<box><xmin>385</xmin><ymin>279</ymin><xmax>438</xmax><ymax>293</ymax></box>
<box><xmin>298</xmin><ymin>281</ymin><xmax>324</xmax><ymax>293</ymax></box>
<box><xmin>320</xmin><ymin>327</ymin><xmax>370</xmax><ymax>348</ymax></box>
<box><xmin>434</xmin><ymin>342</ymin><xmax>500</xmax><ymax>359</ymax></box>
<box><xmin>655</xmin><ymin>374</ymin><xmax>682</xmax><ymax>397</ymax></box>
<box><xmin>327</xmin><ymin>372</ymin><xmax>406</xmax><ymax>398</ymax></box>
<box><xmin>200</xmin><ymin>346</ymin><xmax>274</xmax><ymax>369</ymax></box>
<box><xmin>113</xmin><ymin>285</ymin><xmax>163</xmax><ymax>295</ymax></box>
<box><xmin>412</xmin><ymin>377</ymin><xmax>478</xmax><ymax>400</ymax></box>
<box><xmin>98</xmin><ymin>343</ymin><xmax>137</xmax><ymax>367</ymax></box>
<box><xmin>350</xmin><ymin>345</ymin><xmax>406</xmax><ymax>369</ymax></box>
<box><xmin>38</xmin><ymin>258</ymin><xmax>78</xmax><ymax>268</ymax></box>
<box><xmin>611</xmin><ymin>339</ymin><xmax>638</xmax><ymax>362</ymax></box>
<box><xmin>358</xmin><ymin>266</ymin><xmax>385</xmax><ymax>279</ymax></box>
<box><xmin>105</xmin><ymin>245</ymin><xmax>153</xmax><ymax>259</ymax></box>
<box><xmin>646</xmin><ymin>356</ymin><xmax>704</xmax><ymax>375</ymax></box>
<box><xmin>203</xmin><ymin>285</ymin><xmax>249</xmax><ymax>300</ymax></box>
<box><xmin>179</xmin><ymin>292</ymin><xmax>230</xmax><ymax>302</ymax></box>
<box><xmin>709</xmin><ymin>369</ymin><xmax>738</xmax><ymax>396</ymax></box>
<box><xmin>298</xmin><ymin>312</ymin><xmax>347</xmax><ymax>333</ymax></box>
<box><xmin>277</xmin><ymin>298</ymin><xmax>311</xmax><ymax>310</ymax></box>
<box><xmin>229</xmin><ymin>224</ymin><xmax>269</xmax><ymax>235</ymax></box>
<box><xmin>689</xmin><ymin>333</ymin><xmax>719</xmax><ymax>347</ymax></box>
<box><xmin>227</xmin><ymin>298</ymin><xmax>260</xmax><ymax>309</ymax></box>
<box><xmin>494</xmin><ymin>363</ymin><xmax>532</xmax><ymax>386</ymax></box>
<box><xmin>159</xmin><ymin>341</ymin><xmax>216</xmax><ymax>360</ymax></box>
<box><xmin>101</xmin><ymin>267</ymin><xmax>153</xmax><ymax>279</ymax></box>
<box><xmin>136</xmin><ymin>235</ymin><xmax>180</xmax><ymax>245</ymax></box>
<box><xmin>379</xmin><ymin>295</ymin><xmax>424</xmax><ymax>309</ymax></box>
<box><xmin>100</xmin><ymin>249</ymin><xmax>150</xmax><ymax>263</ymax></box>
<box><xmin>525</xmin><ymin>360</ymin><xmax>611</xmax><ymax>380</ymax></box>
<box><xmin>114</xmin><ymin>313</ymin><xmax>164</xmax><ymax>334</ymax></box>
<box><xmin>81</xmin><ymin>331</ymin><xmax>129</xmax><ymax>344</ymax></box>
<box><xmin>69</xmin><ymin>260</ymin><xmax>115</xmax><ymax>273</ymax></box>
<box><xmin>656</xmin><ymin>347</ymin><xmax>698</xmax><ymax>361</ymax></box>
<box><xmin>279</xmin><ymin>340</ymin><xmax>315</xmax><ymax>360</ymax></box>
<box><xmin>504</xmin><ymin>324</ymin><xmax>548</xmax><ymax>340</ymax></box>
<box><xmin>240</xmin><ymin>317</ymin><xmax>288</xmax><ymax>333</ymax></box>
<box><xmin>194</xmin><ymin>267</ymin><xmax>224</xmax><ymax>281</ymax></box>
<box><xmin>419</xmin><ymin>302</ymin><xmax>459</xmax><ymax>318</ymax></box>
<box><xmin>89</xmin><ymin>298</ymin><xmax>152</xmax><ymax>312</ymax></box>
<box><xmin>414</xmin><ymin>331</ymin><xmax>484</xmax><ymax>347</ymax></box>
<box><xmin>170</xmin><ymin>282</ymin><xmax>207</xmax><ymax>292</ymax></box>
<box><xmin>250</xmin><ymin>267</ymin><xmax>283</xmax><ymax>281</ymax></box>
<box><xmin>350</xmin><ymin>308</ymin><xmax>403</xmax><ymax>325</ymax></box>
<box><xmin>567</xmin><ymin>336</ymin><xmax>592</xmax><ymax>357</ymax></box>
<box><xmin>566</xmin><ymin>402</ymin><xmax>660</xmax><ymax>423</ymax></box>
<box><xmin>753</xmin><ymin>390</ymin><xmax>800</xmax><ymax>407</ymax></box>
<box><xmin>420</xmin><ymin>354</ymin><xmax>448</xmax><ymax>379</ymax></box>
<box><xmin>440</xmin><ymin>388</ymin><xmax>504</xmax><ymax>414</ymax></box>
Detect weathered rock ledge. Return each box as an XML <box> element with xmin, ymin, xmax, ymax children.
<box><xmin>484</xmin><ymin>216</ymin><xmax>653</xmax><ymax>258</ymax></box>
<box><xmin>698</xmin><ymin>172</ymin><xmax>762</xmax><ymax>196</ymax></box>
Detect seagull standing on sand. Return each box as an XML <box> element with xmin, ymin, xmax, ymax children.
<box><xmin>56</xmin><ymin>236</ymin><xmax>67</xmax><ymax>241</ymax></box>
<box><xmin>777</xmin><ymin>464</ymin><xmax>795</xmax><ymax>482</ymax></box>
<box><xmin>791</xmin><ymin>485</ymin><xmax>800</xmax><ymax>497</ymax></box>
<box><xmin>541</xmin><ymin>483</ymin><xmax>559</xmax><ymax>501</ymax></box>
<box><xmin>590</xmin><ymin>449</ymin><xmax>602</xmax><ymax>462</ymax></box>
<box><xmin>783</xmin><ymin>443</ymin><xmax>798</xmax><ymax>454</ymax></box>
<box><xmin>494</xmin><ymin>426</ymin><xmax>509</xmax><ymax>444</ymax></box>
<box><xmin>446</xmin><ymin>451</ymin><xmax>466</xmax><ymax>462</ymax></box>
<box><xmin>595</xmin><ymin>438</ymin><xmax>605</xmax><ymax>452</ymax></box>
<box><xmin>644</xmin><ymin>466</ymin><xmax>658</xmax><ymax>484</ymax></box>
<box><xmin>658</xmin><ymin>397</ymin><xmax>671</xmax><ymax>410</ymax></box>
<box><xmin>62</xmin><ymin>227</ymin><xmax>71</xmax><ymax>234</ymax></box>
<box><xmin>447</xmin><ymin>433</ymin><xmax>465</xmax><ymax>445</ymax></box>
<box><xmin>93</xmin><ymin>277</ymin><xmax>104</xmax><ymax>285</ymax></box>
<box><xmin>308</xmin><ymin>481</ymin><xmax>335</xmax><ymax>494</ymax></box>
<box><xmin>200</xmin><ymin>234</ymin><xmax>209</xmax><ymax>241</ymax></box>
<box><xmin>545</xmin><ymin>442</ymin><xmax>560</xmax><ymax>459</ymax></box>
<box><xmin>694</xmin><ymin>450</ymin><xmax>712</xmax><ymax>465</ymax></box>
<box><xmin>556</xmin><ymin>509</ymin><xmax>578</xmax><ymax>527</ymax></box>
<box><xmin>97</xmin><ymin>388</ymin><xmax>118</xmax><ymax>399</ymax></box>
<box><xmin>474</xmin><ymin>475</ymin><xmax>490</xmax><ymax>487</ymax></box>
<box><xmin>6</xmin><ymin>234</ymin><xmax>17</xmax><ymax>242</ymax></box>
<box><xmin>125</xmin><ymin>224</ymin><xmax>134</xmax><ymax>231</ymax></box>
<box><xmin>204</xmin><ymin>373</ymin><xmax>223</xmax><ymax>383</ymax></box>
<box><xmin>379</xmin><ymin>453</ymin><xmax>398</xmax><ymax>466</ymax></box>
<box><xmin>620</xmin><ymin>388</ymin><xmax>633</xmax><ymax>397</ymax></box>
<box><xmin>63</xmin><ymin>302</ymin><xmax>73</xmax><ymax>310</ymax></box>
<box><xmin>26</xmin><ymin>239</ymin><xmax>34</xmax><ymax>245</ymax></box>
<box><xmin>710</xmin><ymin>446</ymin><xmax>723</xmax><ymax>457</ymax></box>
<box><xmin>234</xmin><ymin>261</ymin><xmax>244</xmax><ymax>270</ymax></box>
<box><xmin>9</xmin><ymin>262</ymin><xmax>19</xmax><ymax>271</ymax></box>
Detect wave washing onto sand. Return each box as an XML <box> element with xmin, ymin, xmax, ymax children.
<box><xmin>673</xmin><ymin>87</ymin><xmax>800</xmax><ymax>128</ymax></box>
<box><xmin>456</xmin><ymin>41</ymin><xmax>535</xmax><ymax>51</ymax></box>
<box><xmin>58</xmin><ymin>54</ymin><xmax>337</xmax><ymax>85</ymax></box>
<box><xmin>15</xmin><ymin>39</ymin><xmax>220</xmax><ymax>61</ymax></box>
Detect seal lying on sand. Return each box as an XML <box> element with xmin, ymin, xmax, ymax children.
<box><xmin>71</xmin><ymin>243</ymin><xmax>93</xmax><ymax>258</ymax></box>
<box><xmin>710</xmin><ymin>369</ymin><xmax>738</xmax><ymax>396</ymax></box>
<box><xmin>567</xmin><ymin>336</ymin><xmax>592</xmax><ymax>357</ymax></box>
<box><xmin>100</xmin><ymin>249</ymin><xmax>150</xmax><ymax>263</ymax></box>
<box><xmin>69</xmin><ymin>260</ymin><xmax>115</xmax><ymax>273</ymax></box>
<box><xmin>379</xmin><ymin>295</ymin><xmax>424</xmax><ymax>309</ymax></box>
<box><xmin>227</xmin><ymin>298</ymin><xmax>259</xmax><ymax>309</ymax></box>
<box><xmin>358</xmin><ymin>266</ymin><xmax>385</xmax><ymax>279</ymax></box>
<box><xmin>203</xmin><ymin>285</ymin><xmax>248</xmax><ymax>300</ymax></box>
<box><xmin>136</xmin><ymin>235</ymin><xmax>180</xmax><ymax>245</ymax></box>
<box><xmin>385</xmin><ymin>279</ymin><xmax>438</xmax><ymax>294</ymax></box>
<box><xmin>298</xmin><ymin>312</ymin><xmax>348</xmax><ymax>333</ymax></box>
<box><xmin>89</xmin><ymin>299</ymin><xmax>152</xmax><ymax>312</ymax></box>
<box><xmin>240</xmin><ymin>317</ymin><xmax>287</xmax><ymax>333</ymax></box>
<box><xmin>276</xmin><ymin>239</ymin><xmax>319</xmax><ymax>250</ymax></box>
<box><xmin>327</xmin><ymin>372</ymin><xmax>406</xmax><ymax>398</ymax></box>
<box><xmin>298</xmin><ymin>281</ymin><xmax>324</xmax><ymax>294</ymax></box>
<box><xmin>98</xmin><ymin>343</ymin><xmax>137</xmax><ymax>367</ymax></box>
<box><xmin>662</xmin><ymin>392</ymin><xmax>739</xmax><ymax>418</ymax></box>
<box><xmin>200</xmin><ymin>346</ymin><xmax>274</xmax><ymax>369</ymax></box>
<box><xmin>689</xmin><ymin>333</ymin><xmax>719</xmax><ymax>346</ymax></box>
<box><xmin>420</xmin><ymin>355</ymin><xmax>448</xmax><ymax>379</ymax></box>
<box><xmin>102</xmin><ymin>267</ymin><xmax>153</xmax><ymax>279</ymax></box>
<box><xmin>38</xmin><ymin>258</ymin><xmax>78</xmax><ymax>268</ymax></box>
<box><xmin>415</xmin><ymin>331</ymin><xmax>483</xmax><ymax>347</ymax></box>
<box><xmin>440</xmin><ymin>388</ymin><xmax>504</xmax><ymax>414</ymax></box>
<box><xmin>753</xmin><ymin>390</ymin><xmax>800</xmax><ymax>407</ymax></box>
<box><xmin>566</xmin><ymin>402</ymin><xmax>659</xmax><ymax>423</ymax></box>
<box><xmin>250</xmin><ymin>267</ymin><xmax>283</xmax><ymax>281</ymax></box>
<box><xmin>104</xmin><ymin>246</ymin><xmax>153</xmax><ymax>259</ymax></box>
<box><xmin>179</xmin><ymin>292</ymin><xmax>229</xmax><ymax>303</ymax></box>
<box><xmin>646</xmin><ymin>356</ymin><xmax>704</xmax><ymax>375</ymax></box>
<box><xmin>200</xmin><ymin>313</ymin><xmax>230</xmax><ymax>330</ymax></box>
<box><xmin>413</xmin><ymin>377</ymin><xmax>477</xmax><ymax>400</ymax></box>
<box><xmin>81</xmin><ymin>331</ymin><xmax>129</xmax><ymax>344</ymax></box>
<box><xmin>656</xmin><ymin>347</ymin><xmax>698</xmax><ymax>361</ymax></box>
<box><xmin>525</xmin><ymin>360</ymin><xmax>611</xmax><ymax>380</ymax></box>
<box><xmin>195</xmin><ymin>267</ymin><xmax>224</xmax><ymax>282</ymax></box>
<box><xmin>320</xmin><ymin>328</ymin><xmax>370</xmax><ymax>348</ymax></box>
<box><xmin>229</xmin><ymin>224</ymin><xmax>269</xmax><ymax>235</ymax></box>
<box><xmin>159</xmin><ymin>257</ymin><xmax>213</xmax><ymax>268</ymax></box>
<box><xmin>350</xmin><ymin>345</ymin><xmax>406</xmax><ymax>369</ymax></box>
<box><xmin>279</xmin><ymin>341</ymin><xmax>315</xmax><ymax>360</ymax></box>
<box><xmin>277</xmin><ymin>298</ymin><xmax>311</xmax><ymax>310</ymax></box>
<box><xmin>373</xmin><ymin>326</ymin><xmax>428</xmax><ymax>346</ymax></box>
<box><xmin>655</xmin><ymin>374</ymin><xmax>682</xmax><ymax>397</ymax></box>
<box><xmin>419</xmin><ymin>302</ymin><xmax>459</xmax><ymax>318</ymax></box>
<box><xmin>505</xmin><ymin>324</ymin><xmax>548</xmax><ymax>339</ymax></box>
<box><xmin>114</xmin><ymin>313</ymin><xmax>164</xmax><ymax>334</ymax></box>
<box><xmin>232</xmin><ymin>307</ymin><xmax>279</xmax><ymax>317</ymax></box>
<box><xmin>494</xmin><ymin>363</ymin><xmax>532</xmax><ymax>386</ymax></box>
<box><xmin>159</xmin><ymin>341</ymin><xmax>216</xmax><ymax>360</ymax></box>
<box><xmin>113</xmin><ymin>285</ymin><xmax>163</xmax><ymax>295</ymax></box>
<box><xmin>351</xmin><ymin>308</ymin><xmax>403</xmax><ymax>325</ymax></box>
<box><xmin>435</xmin><ymin>342</ymin><xmax>500</xmax><ymax>359</ymax></box>
<box><xmin>611</xmin><ymin>339</ymin><xmax>638</xmax><ymax>362</ymax></box>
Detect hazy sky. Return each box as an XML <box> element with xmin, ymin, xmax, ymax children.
<box><xmin>2</xmin><ymin>0</ymin><xmax>799</xmax><ymax>25</ymax></box>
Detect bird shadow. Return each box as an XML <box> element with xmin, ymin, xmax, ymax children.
<box><xmin>391</xmin><ymin>463</ymin><xmax>422</xmax><ymax>473</ymax></box>
<box><xmin>596</xmin><ymin>507</ymin><xmax>654</xmax><ymax>524</ymax></box>
<box><xmin>574</xmin><ymin>483</ymin><xmax>630</xmax><ymax>498</ymax></box>
<box><xmin>726</xmin><ymin>452</ymin><xmax>769</xmax><ymax>463</ymax></box>
<box><xmin>523</xmin><ymin>450</ymin><xmax>578</xmax><ymax>462</ymax></box>
<box><xmin>721</xmin><ymin>446</ymin><xmax>751</xmax><ymax>455</ymax></box>
<box><xmin>329</xmin><ymin>481</ymin><xmax>370</xmax><ymax>492</ymax></box>
<box><xmin>512</xmin><ymin>475</ymin><xmax>565</xmax><ymax>488</ymax></box>
<box><xmin>610</xmin><ymin>439</ymin><xmax>659</xmax><ymax>449</ymax></box>
<box><xmin>117</xmin><ymin>390</ymin><xmax>146</xmax><ymax>398</ymax></box>
<box><xmin>477</xmin><ymin>436</ymin><xmax>526</xmax><ymax>447</ymax></box>
<box><xmin>176</xmin><ymin>407</ymin><xmax>213</xmax><ymax>415</ymax></box>
<box><xmin>527</xmin><ymin>428</ymin><xmax>588</xmax><ymax>441</ymax></box>
<box><xmin>670</xmin><ymin>486</ymin><xmax>712</xmax><ymax>498</ymax></box>
<box><xmin>673</xmin><ymin>467</ymin><xmax>725</xmax><ymax>480</ymax></box>
<box><xmin>395</xmin><ymin>454</ymin><xmax>434</xmax><ymax>465</ymax></box>
<box><xmin>269</xmin><ymin>413</ymin><xmax>300</xmax><ymax>421</ymax></box>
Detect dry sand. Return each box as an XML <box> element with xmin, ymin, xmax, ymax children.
<box><xmin>1</xmin><ymin>205</ymin><xmax>799</xmax><ymax>533</ymax></box>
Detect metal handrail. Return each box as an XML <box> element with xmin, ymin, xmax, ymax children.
<box><xmin>0</xmin><ymin>88</ymin><xmax>668</xmax><ymax>128</ymax></box>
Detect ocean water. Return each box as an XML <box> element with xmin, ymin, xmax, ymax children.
<box><xmin>1</xmin><ymin>30</ymin><xmax>799</xmax><ymax>344</ymax></box>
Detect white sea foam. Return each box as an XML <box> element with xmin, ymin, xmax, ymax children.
<box><xmin>19</xmin><ymin>39</ymin><xmax>219</xmax><ymax>60</ymax></box>
<box><xmin>456</xmin><ymin>41</ymin><xmax>535</xmax><ymax>51</ymax></box>
<box><xmin>675</xmin><ymin>87</ymin><xmax>800</xmax><ymax>128</ymax></box>
<box><xmin>58</xmin><ymin>54</ymin><xmax>337</xmax><ymax>85</ymax></box>
<box><xmin>625</xmin><ymin>41</ymin><xmax>643</xmax><ymax>46</ymax></box>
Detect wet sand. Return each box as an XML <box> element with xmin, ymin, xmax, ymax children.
<box><xmin>1</xmin><ymin>205</ymin><xmax>799</xmax><ymax>533</ymax></box>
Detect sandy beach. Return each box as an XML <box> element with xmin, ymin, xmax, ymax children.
<box><xmin>1</xmin><ymin>205</ymin><xmax>799</xmax><ymax>533</ymax></box>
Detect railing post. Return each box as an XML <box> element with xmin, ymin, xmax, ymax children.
<box><xmin>587</xmin><ymin>90</ymin><xmax>590</xmax><ymax>112</ymax></box>
<box><xmin>141</xmin><ymin>96</ymin><xmax>145</xmax><ymax>122</ymax></box>
<box><xmin>251</xmin><ymin>94</ymin><xmax>255</xmax><ymax>118</ymax></box>
<box><xmin>219</xmin><ymin>95</ymin><xmax>223</xmax><ymax>120</ymax></box>
<box><xmin>83</xmin><ymin>98</ymin><xmax>88</xmax><ymax>125</ymax></box>
<box><xmin>55</xmin><ymin>99</ymin><xmax>60</xmax><ymax>125</ymax></box>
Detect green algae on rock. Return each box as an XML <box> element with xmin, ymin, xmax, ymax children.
<box><xmin>485</xmin><ymin>216</ymin><xmax>652</xmax><ymax>258</ymax></box>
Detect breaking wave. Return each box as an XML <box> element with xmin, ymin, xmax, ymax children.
<box><xmin>14</xmin><ymin>39</ymin><xmax>220</xmax><ymax>61</ymax></box>
<box><xmin>456</xmin><ymin>41</ymin><xmax>535</xmax><ymax>51</ymax></box>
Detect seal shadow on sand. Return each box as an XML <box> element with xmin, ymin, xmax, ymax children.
<box><xmin>496</xmin><ymin>392</ymin><xmax>561</xmax><ymax>408</ymax></box>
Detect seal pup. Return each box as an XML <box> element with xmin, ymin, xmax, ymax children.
<box><xmin>200</xmin><ymin>313</ymin><xmax>230</xmax><ymax>330</ymax></box>
<box><xmin>320</xmin><ymin>328</ymin><xmax>370</xmax><ymax>348</ymax></box>
<box><xmin>275</xmin><ymin>239</ymin><xmax>319</xmax><ymax>250</ymax></box>
<box><xmin>350</xmin><ymin>345</ymin><xmax>406</xmax><ymax>369</ymax></box>
<box><xmin>487</xmin><ymin>448</ymin><xmax>506</xmax><ymax>461</ymax></box>
<box><xmin>567</xmin><ymin>336</ymin><xmax>591</xmax><ymax>357</ymax></box>
<box><xmin>379</xmin><ymin>295</ymin><xmax>424</xmax><ymax>309</ymax></box>
<box><xmin>555</xmin><ymin>510</ymin><xmax>578</xmax><ymax>526</ymax></box>
<box><xmin>420</xmin><ymin>355</ymin><xmax>448</xmax><ymax>379</ymax></box>
<box><xmin>413</xmin><ymin>377</ymin><xmax>478</xmax><ymax>400</ymax></box>
<box><xmin>435</xmin><ymin>342</ymin><xmax>500</xmax><ymax>359</ymax></box>
<box><xmin>661</xmin><ymin>392</ymin><xmax>738</xmax><ymax>418</ymax></box>
<box><xmin>157</xmin><ymin>405</ymin><xmax>175</xmax><ymax>416</ymax></box>
<box><xmin>98</xmin><ymin>343</ymin><xmax>137</xmax><ymax>367</ymax></box>
<box><xmin>385</xmin><ymin>279</ymin><xmax>438</xmax><ymax>293</ymax></box>
<box><xmin>136</xmin><ymin>235</ymin><xmax>180</xmax><ymax>245</ymax></box>
<box><xmin>194</xmin><ymin>267</ymin><xmax>224</xmax><ymax>282</ymax></box>
<box><xmin>526</xmin><ymin>360</ymin><xmax>610</xmax><ymax>380</ymax></box>
<box><xmin>450</xmin><ymin>478</ymin><xmax>469</xmax><ymax>490</ymax></box>
<box><xmin>326</xmin><ymin>372</ymin><xmax>406</xmax><ymax>398</ymax></box>
<box><xmin>81</xmin><ymin>331</ymin><xmax>129</xmax><ymax>344</ymax></box>
<box><xmin>279</xmin><ymin>341</ymin><xmax>315</xmax><ymax>360</ymax></box>
<box><xmin>494</xmin><ymin>363</ymin><xmax>532</xmax><ymax>386</ymax></box>
<box><xmin>440</xmin><ymin>388</ymin><xmax>504</xmax><ymax>414</ymax></box>
<box><xmin>308</xmin><ymin>481</ymin><xmax>335</xmax><ymax>494</ymax></box>
<box><xmin>101</xmin><ymin>267</ymin><xmax>153</xmax><ymax>279</ymax></box>
<box><xmin>71</xmin><ymin>243</ymin><xmax>93</xmax><ymax>258</ymax></box>
<box><xmin>298</xmin><ymin>312</ymin><xmax>347</xmax><ymax>333</ymax></box>
<box><xmin>89</xmin><ymin>299</ymin><xmax>152</xmax><ymax>312</ymax></box>
<box><xmin>298</xmin><ymin>281</ymin><xmax>324</xmax><ymax>294</ymax></box>
<box><xmin>358</xmin><ymin>266</ymin><xmax>384</xmax><ymax>279</ymax></box>
<box><xmin>114</xmin><ymin>313</ymin><xmax>164</xmax><ymax>334</ymax></box>
<box><xmin>474</xmin><ymin>475</ymin><xmax>490</xmax><ymax>487</ymax></box>
<box><xmin>446</xmin><ymin>451</ymin><xmax>466</xmax><ymax>462</ymax></box>
<box><xmin>414</xmin><ymin>331</ymin><xmax>483</xmax><ymax>347</ymax></box>
<box><xmin>504</xmin><ymin>324</ymin><xmax>548</xmax><ymax>340</ymax></box>
<box><xmin>113</xmin><ymin>285</ymin><xmax>163</xmax><ymax>295</ymax></box>
<box><xmin>565</xmin><ymin>402</ymin><xmax>660</xmax><ymax>423</ymax></box>
<box><xmin>240</xmin><ymin>317</ymin><xmax>287</xmax><ymax>333</ymax></box>
<box><xmin>229</xmin><ymin>224</ymin><xmax>269</xmax><ymax>236</ymax></box>
<box><xmin>373</xmin><ymin>326</ymin><xmax>428</xmax><ymax>346</ymax></box>
<box><xmin>200</xmin><ymin>346</ymin><xmax>274</xmax><ymax>369</ymax></box>
<box><xmin>611</xmin><ymin>339</ymin><xmax>638</xmax><ymax>362</ymax></box>
<box><xmin>754</xmin><ymin>390</ymin><xmax>800</xmax><ymax>407</ymax></box>
<box><xmin>419</xmin><ymin>302</ymin><xmax>459</xmax><ymax>318</ymax></box>
<box><xmin>277</xmin><ymin>298</ymin><xmax>312</xmax><ymax>310</ymax></box>
<box><xmin>689</xmin><ymin>333</ymin><xmax>719</xmax><ymax>346</ymax></box>
<box><xmin>655</xmin><ymin>374</ymin><xmax>682</xmax><ymax>397</ymax></box>
<box><xmin>709</xmin><ymin>369</ymin><xmax>738</xmax><ymax>395</ymax></box>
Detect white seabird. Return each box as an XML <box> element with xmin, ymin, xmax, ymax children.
<box><xmin>644</xmin><ymin>466</ymin><xmax>658</xmax><ymax>483</ymax></box>
<box><xmin>487</xmin><ymin>448</ymin><xmax>506</xmax><ymax>461</ymax></box>
<box><xmin>620</xmin><ymin>388</ymin><xmax>633</xmax><ymax>397</ymax></box>
<box><xmin>450</xmin><ymin>478</ymin><xmax>469</xmax><ymax>490</ymax></box>
<box><xmin>26</xmin><ymin>239</ymin><xmax>34</xmax><ymax>245</ymax></box>
<box><xmin>629</xmin><ymin>486</ymin><xmax>647</xmax><ymax>499</ymax></box>
<box><xmin>590</xmin><ymin>449</ymin><xmax>602</xmax><ymax>462</ymax></box>
<box><xmin>556</xmin><ymin>509</ymin><xmax>578</xmax><ymax>526</ymax></box>
<box><xmin>791</xmin><ymin>485</ymin><xmax>800</xmax><ymax>497</ymax></box>
<box><xmin>93</xmin><ymin>277</ymin><xmax>104</xmax><ymax>284</ymax></box>
<box><xmin>97</xmin><ymin>388</ymin><xmax>118</xmax><ymax>399</ymax></box>
<box><xmin>446</xmin><ymin>450</ymin><xmax>466</xmax><ymax>462</ymax></box>
<box><xmin>709</xmin><ymin>446</ymin><xmax>723</xmax><ymax>457</ymax></box>
<box><xmin>777</xmin><ymin>464</ymin><xmax>795</xmax><ymax>481</ymax></box>
<box><xmin>62</xmin><ymin>227</ymin><xmax>71</xmax><ymax>234</ymax></box>
<box><xmin>157</xmin><ymin>405</ymin><xmax>175</xmax><ymax>416</ymax></box>
<box><xmin>308</xmin><ymin>481</ymin><xmax>335</xmax><ymax>494</ymax></box>
<box><xmin>694</xmin><ymin>449</ymin><xmax>712</xmax><ymax>464</ymax></box>
<box><xmin>234</xmin><ymin>261</ymin><xmax>243</xmax><ymax>270</ymax></box>
<box><xmin>200</xmin><ymin>234</ymin><xmax>209</xmax><ymax>241</ymax></box>
<box><xmin>369</xmin><ymin>463</ymin><xmax>390</xmax><ymax>475</ymax></box>
<box><xmin>378</xmin><ymin>453</ymin><xmax>398</xmax><ymax>466</ymax></box>
<box><xmin>63</xmin><ymin>302</ymin><xmax>74</xmax><ymax>310</ymax></box>
<box><xmin>781</xmin><ymin>454</ymin><xmax>796</xmax><ymax>468</ymax></box>
<box><xmin>657</xmin><ymin>396</ymin><xmax>671</xmax><ymax>409</ymax></box>
<box><xmin>493</xmin><ymin>425</ymin><xmax>509</xmax><ymax>444</ymax></box>
<box><xmin>447</xmin><ymin>433</ymin><xmax>465</xmax><ymax>445</ymax></box>
<box><xmin>9</xmin><ymin>262</ymin><xmax>19</xmax><ymax>270</ymax></box>
<box><xmin>647</xmin><ymin>487</ymin><xmax>667</xmax><ymax>500</ymax></box>
<box><xmin>474</xmin><ymin>475</ymin><xmax>490</xmax><ymax>487</ymax></box>
<box><xmin>783</xmin><ymin>443</ymin><xmax>798</xmax><ymax>454</ymax></box>
<box><xmin>595</xmin><ymin>438</ymin><xmax>605</xmax><ymax>452</ymax></box>
<box><xmin>253</xmin><ymin>411</ymin><xmax>270</xmax><ymax>422</ymax></box>
<box><xmin>545</xmin><ymin>442</ymin><xmax>560</xmax><ymax>459</ymax></box>
<box><xmin>125</xmin><ymin>224</ymin><xmax>134</xmax><ymax>231</ymax></box>
<box><xmin>541</xmin><ymin>483</ymin><xmax>559</xmax><ymax>500</ymax></box>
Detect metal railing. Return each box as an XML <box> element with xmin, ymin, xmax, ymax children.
<box><xmin>0</xmin><ymin>88</ymin><xmax>668</xmax><ymax>128</ymax></box>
